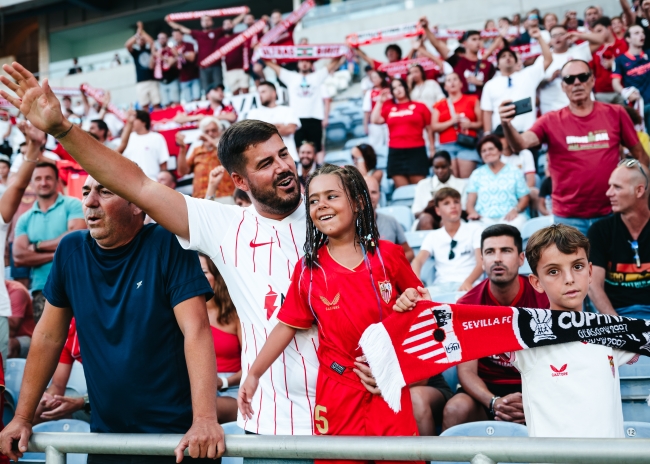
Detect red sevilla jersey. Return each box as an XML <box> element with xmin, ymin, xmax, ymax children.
<box><xmin>278</xmin><ymin>240</ymin><xmax>422</xmax><ymax>389</ymax></box>
<box><xmin>59</xmin><ymin>318</ymin><xmax>82</xmax><ymax>365</ymax></box>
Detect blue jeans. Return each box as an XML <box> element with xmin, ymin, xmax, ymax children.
<box><xmin>181</xmin><ymin>79</ymin><xmax>201</xmax><ymax>102</ymax></box>
<box><xmin>160</xmin><ymin>80</ymin><xmax>180</xmax><ymax>106</ymax></box>
<box><xmin>616</xmin><ymin>304</ymin><xmax>650</xmax><ymax>319</ymax></box>
<box><xmin>553</xmin><ymin>215</ymin><xmax>610</xmax><ymax>236</ymax></box>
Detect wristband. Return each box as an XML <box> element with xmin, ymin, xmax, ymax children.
<box><xmin>219</xmin><ymin>377</ymin><xmax>229</xmax><ymax>391</ymax></box>
<box><xmin>489</xmin><ymin>395</ymin><xmax>500</xmax><ymax>416</ymax></box>
<box><xmin>53</xmin><ymin>123</ymin><xmax>74</xmax><ymax>140</ymax></box>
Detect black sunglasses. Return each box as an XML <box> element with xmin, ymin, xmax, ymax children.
<box><xmin>449</xmin><ymin>239</ymin><xmax>458</xmax><ymax>260</ymax></box>
<box><xmin>562</xmin><ymin>72</ymin><xmax>591</xmax><ymax>85</ymax></box>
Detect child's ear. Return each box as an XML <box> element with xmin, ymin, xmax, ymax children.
<box><xmin>528</xmin><ymin>273</ymin><xmax>544</xmax><ymax>294</ymax></box>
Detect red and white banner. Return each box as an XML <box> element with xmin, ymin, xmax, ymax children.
<box><xmin>483</xmin><ymin>43</ymin><xmax>542</xmax><ymax>65</ymax></box>
<box><xmin>346</xmin><ymin>22</ymin><xmax>423</xmax><ymax>48</ymax></box>
<box><xmin>434</xmin><ymin>28</ymin><xmax>501</xmax><ymax>40</ymax></box>
<box><xmin>80</xmin><ymin>84</ymin><xmax>127</xmax><ymax>122</ymax></box>
<box><xmin>51</xmin><ymin>87</ymin><xmax>83</xmax><ymax>97</ymax></box>
<box><xmin>252</xmin><ymin>0</ymin><xmax>316</xmax><ymax>61</ymax></box>
<box><xmin>257</xmin><ymin>44</ymin><xmax>348</xmax><ymax>61</ymax></box>
<box><xmin>166</xmin><ymin>6</ymin><xmax>249</xmax><ymax>22</ymax></box>
<box><xmin>200</xmin><ymin>19</ymin><xmax>266</xmax><ymax>67</ymax></box>
<box><xmin>378</xmin><ymin>57</ymin><xmax>441</xmax><ymax>78</ymax></box>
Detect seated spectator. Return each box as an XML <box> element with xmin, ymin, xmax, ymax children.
<box><xmin>480</xmin><ymin>32</ymin><xmax>552</xmax><ymax>133</ymax></box>
<box><xmin>466</xmin><ymin>135</ymin><xmax>530</xmax><ymax>230</ymax></box>
<box><xmin>408</xmin><ymin>64</ymin><xmax>445</xmax><ymax>110</ymax></box>
<box><xmin>156</xmin><ymin>170</ymin><xmax>177</xmax><ymax>189</ymax></box>
<box><xmin>173</xmin><ymin>85</ymin><xmax>238</xmax><ymax>126</ymax></box>
<box><xmin>623</xmin><ymin>107</ymin><xmax>650</xmax><ymax>155</ymax></box>
<box><xmin>431</xmin><ymin>73</ymin><xmax>483</xmax><ymax>179</ymax></box>
<box><xmin>543</xmin><ymin>13</ymin><xmax>558</xmax><ymax>32</ymax></box>
<box><xmin>493</xmin><ymin>125</ymin><xmax>538</xmax><ymax>206</ymax></box>
<box><xmin>443</xmin><ymin>225</ymin><xmax>549</xmax><ymax>431</ymax></box>
<box><xmin>297</xmin><ymin>141</ymin><xmax>320</xmax><ymax>189</ymax></box>
<box><xmin>351</xmin><ymin>143</ymin><xmax>383</xmax><ymax>184</ymax></box>
<box><xmin>362</xmin><ymin>70</ymin><xmax>389</xmax><ymax>151</ymax></box>
<box><xmin>246</xmin><ymin>81</ymin><xmax>301</xmax><ymax>162</ymax></box>
<box><xmin>538</xmin><ymin>174</ymin><xmax>553</xmax><ymax>216</ymax></box>
<box><xmin>177</xmin><ymin>116</ymin><xmax>233</xmax><ymax>199</ymax></box>
<box><xmin>117</xmin><ymin>110</ymin><xmax>169</xmax><ymax>180</ymax></box>
<box><xmin>500</xmin><ymin>59</ymin><xmax>647</xmax><ymax>235</ymax></box>
<box><xmin>613</xmin><ymin>25</ymin><xmax>650</xmax><ymax>133</ymax></box>
<box><xmin>411</xmin><ymin>188</ymin><xmax>483</xmax><ymax>293</ymax></box>
<box><xmin>364</xmin><ymin>175</ymin><xmax>414</xmax><ymax>261</ymax></box>
<box><xmin>588</xmin><ymin>160</ymin><xmax>650</xmax><ymax>318</ymax></box>
<box><xmin>198</xmin><ymin>253</ymin><xmax>241</xmax><ymax>423</ymax></box>
<box><xmin>33</xmin><ymin>319</ymin><xmax>87</xmax><ymax>424</ymax></box>
<box><xmin>591</xmin><ymin>17</ymin><xmax>628</xmax><ymax>104</ymax></box>
<box><xmin>7</xmin><ymin>280</ymin><xmax>34</xmax><ymax>359</ymax></box>
<box><xmin>233</xmin><ymin>188</ymin><xmax>251</xmax><ymax>207</ymax></box>
<box><xmin>412</xmin><ymin>151</ymin><xmax>468</xmax><ymax>220</ymax></box>
<box><xmin>371</xmin><ymin>78</ymin><xmax>432</xmax><ymax>188</ymax></box>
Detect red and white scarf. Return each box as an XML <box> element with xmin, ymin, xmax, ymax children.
<box><xmin>359</xmin><ymin>301</ymin><xmax>650</xmax><ymax>413</ymax></box>
<box><xmin>80</xmin><ymin>84</ymin><xmax>126</xmax><ymax>121</ymax></box>
<box><xmin>346</xmin><ymin>22</ymin><xmax>423</xmax><ymax>47</ymax></box>
<box><xmin>166</xmin><ymin>6</ymin><xmax>249</xmax><ymax>22</ymax></box>
<box><xmin>200</xmin><ymin>19</ymin><xmax>266</xmax><ymax>68</ymax></box>
<box><xmin>256</xmin><ymin>44</ymin><xmax>348</xmax><ymax>61</ymax></box>
<box><xmin>378</xmin><ymin>57</ymin><xmax>441</xmax><ymax>78</ymax></box>
<box><xmin>51</xmin><ymin>87</ymin><xmax>83</xmax><ymax>97</ymax></box>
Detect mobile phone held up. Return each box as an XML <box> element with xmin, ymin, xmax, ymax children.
<box><xmin>512</xmin><ymin>97</ymin><xmax>533</xmax><ymax>116</ymax></box>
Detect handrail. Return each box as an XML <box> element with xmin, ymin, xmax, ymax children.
<box><xmin>27</xmin><ymin>433</ymin><xmax>650</xmax><ymax>463</ymax></box>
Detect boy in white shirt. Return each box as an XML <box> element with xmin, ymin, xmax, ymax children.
<box><xmin>504</xmin><ymin>224</ymin><xmax>637</xmax><ymax>438</ymax></box>
<box><xmin>411</xmin><ymin>187</ymin><xmax>483</xmax><ymax>294</ymax></box>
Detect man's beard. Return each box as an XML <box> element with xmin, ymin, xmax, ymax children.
<box><xmin>248</xmin><ymin>172</ymin><xmax>301</xmax><ymax>216</ymax></box>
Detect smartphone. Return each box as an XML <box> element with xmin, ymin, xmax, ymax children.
<box><xmin>512</xmin><ymin>97</ymin><xmax>533</xmax><ymax>116</ymax></box>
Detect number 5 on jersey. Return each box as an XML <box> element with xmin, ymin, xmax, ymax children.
<box><xmin>315</xmin><ymin>405</ymin><xmax>328</xmax><ymax>434</ymax></box>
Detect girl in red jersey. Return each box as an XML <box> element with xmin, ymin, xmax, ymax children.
<box><xmin>239</xmin><ymin>164</ymin><xmax>423</xmax><ymax>464</ymax></box>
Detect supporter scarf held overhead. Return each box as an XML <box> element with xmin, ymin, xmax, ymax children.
<box><xmin>359</xmin><ymin>301</ymin><xmax>650</xmax><ymax>413</ymax></box>
<box><xmin>80</xmin><ymin>84</ymin><xmax>126</xmax><ymax>122</ymax></box>
<box><xmin>200</xmin><ymin>19</ymin><xmax>267</xmax><ymax>68</ymax></box>
<box><xmin>378</xmin><ymin>57</ymin><xmax>441</xmax><ymax>78</ymax></box>
<box><xmin>256</xmin><ymin>45</ymin><xmax>349</xmax><ymax>61</ymax></box>
<box><xmin>166</xmin><ymin>7</ymin><xmax>249</xmax><ymax>22</ymax></box>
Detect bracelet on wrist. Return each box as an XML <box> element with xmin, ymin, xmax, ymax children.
<box><xmin>53</xmin><ymin>123</ymin><xmax>74</xmax><ymax>140</ymax></box>
<box><xmin>489</xmin><ymin>395</ymin><xmax>501</xmax><ymax>416</ymax></box>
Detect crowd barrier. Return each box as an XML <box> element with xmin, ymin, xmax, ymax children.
<box><xmin>26</xmin><ymin>433</ymin><xmax>650</xmax><ymax>464</ymax></box>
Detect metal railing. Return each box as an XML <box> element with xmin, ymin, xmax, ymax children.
<box><xmin>26</xmin><ymin>433</ymin><xmax>650</xmax><ymax>464</ymax></box>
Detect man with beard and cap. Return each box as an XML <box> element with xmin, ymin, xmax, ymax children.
<box><xmin>442</xmin><ymin>225</ymin><xmax>549</xmax><ymax>430</ymax></box>
<box><xmin>0</xmin><ymin>62</ymin><xmax>380</xmax><ymax>464</ymax></box>
<box><xmin>246</xmin><ymin>81</ymin><xmax>301</xmax><ymax>162</ymax></box>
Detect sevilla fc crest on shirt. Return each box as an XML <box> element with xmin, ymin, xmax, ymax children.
<box><xmin>378</xmin><ymin>281</ymin><xmax>393</xmax><ymax>304</ymax></box>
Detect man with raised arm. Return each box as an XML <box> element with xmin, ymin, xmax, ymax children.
<box><xmin>0</xmin><ymin>62</ymin><xmax>377</xmax><ymax>463</ymax></box>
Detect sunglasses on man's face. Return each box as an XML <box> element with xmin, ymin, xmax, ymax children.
<box><xmin>562</xmin><ymin>73</ymin><xmax>591</xmax><ymax>85</ymax></box>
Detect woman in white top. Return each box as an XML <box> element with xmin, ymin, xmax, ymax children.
<box><xmin>362</xmin><ymin>70</ymin><xmax>390</xmax><ymax>151</ymax></box>
<box><xmin>408</xmin><ymin>64</ymin><xmax>445</xmax><ymax>110</ymax></box>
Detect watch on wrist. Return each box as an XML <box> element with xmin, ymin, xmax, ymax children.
<box><xmin>489</xmin><ymin>395</ymin><xmax>500</xmax><ymax>417</ymax></box>
<box><xmin>82</xmin><ymin>394</ymin><xmax>91</xmax><ymax>414</ymax></box>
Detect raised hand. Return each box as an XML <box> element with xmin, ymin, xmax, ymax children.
<box><xmin>0</xmin><ymin>62</ymin><xmax>68</xmax><ymax>136</ymax></box>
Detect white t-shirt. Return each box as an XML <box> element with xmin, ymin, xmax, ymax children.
<box><xmin>412</xmin><ymin>175</ymin><xmax>468</xmax><ymax>215</ymax></box>
<box><xmin>177</xmin><ymin>197</ymin><xmax>318</xmax><ymax>435</ymax></box>
<box><xmin>122</xmin><ymin>131</ymin><xmax>170</xmax><ymax>180</ymax></box>
<box><xmin>538</xmin><ymin>42</ymin><xmax>592</xmax><ymax>114</ymax></box>
<box><xmin>420</xmin><ymin>221</ymin><xmax>482</xmax><ymax>285</ymax></box>
<box><xmin>279</xmin><ymin>67</ymin><xmax>330</xmax><ymax>120</ymax></box>
<box><xmin>480</xmin><ymin>58</ymin><xmax>545</xmax><ymax>132</ymax></box>
<box><xmin>410</xmin><ymin>80</ymin><xmax>445</xmax><ymax>111</ymax></box>
<box><xmin>509</xmin><ymin>342</ymin><xmax>635</xmax><ymax>438</ymax></box>
<box><xmin>247</xmin><ymin>105</ymin><xmax>302</xmax><ymax>162</ymax></box>
<box><xmin>501</xmin><ymin>151</ymin><xmax>536</xmax><ymax>175</ymax></box>
<box><xmin>0</xmin><ymin>215</ymin><xmax>9</xmax><ymax>317</ymax></box>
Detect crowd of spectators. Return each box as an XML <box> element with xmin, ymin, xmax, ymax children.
<box><xmin>0</xmin><ymin>0</ymin><xmax>649</xmax><ymax>449</ymax></box>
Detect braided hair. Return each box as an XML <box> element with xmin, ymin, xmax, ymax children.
<box><xmin>303</xmin><ymin>164</ymin><xmax>379</xmax><ymax>268</ymax></box>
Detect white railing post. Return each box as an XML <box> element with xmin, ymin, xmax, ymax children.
<box><xmin>45</xmin><ymin>445</ymin><xmax>65</xmax><ymax>464</ymax></box>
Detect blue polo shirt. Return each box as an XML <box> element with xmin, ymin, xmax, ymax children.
<box><xmin>43</xmin><ymin>224</ymin><xmax>214</xmax><ymax>433</ymax></box>
<box><xmin>14</xmin><ymin>194</ymin><xmax>83</xmax><ymax>292</ymax></box>
<box><xmin>613</xmin><ymin>50</ymin><xmax>650</xmax><ymax>102</ymax></box>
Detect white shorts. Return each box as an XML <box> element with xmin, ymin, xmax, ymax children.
<box><xmin>224</xmin><ymin>69</ymin><xmax>250</xmax><ymax>92</ymax></box>
<box><xmin>136</xmin><ymin>80</ymin><xmax>161</xmax><ymax>107</ymax></box>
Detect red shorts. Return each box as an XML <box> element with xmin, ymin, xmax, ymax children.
<box><xmin>314</xmin><ymin>369</ymin><xmax>423</xmax><ymax>464</ymax></box>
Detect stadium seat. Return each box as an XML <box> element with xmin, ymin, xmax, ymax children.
<box><xmin>65</xmin><ymin>362</ymin><xmax>88</xmax><ymax>397</ymax></box>
<box><xmin>376</xmin><ymin>206</ymin><xmax>413</xmax><ymax>232</ymax></box>
<box><xmin>620</xmin><ymin>355</ymin><xmax>650</xmax><ymax>422</ymax></box>
<box><xmin>624</xmin><ymin>421</ymin><xmax>650</xmax><ymax>438</ymax></box>
<box><xmin>344</xmin><ymin>137</ymin><xmax>369</xmax><ymax>149</ymax></box>
<box><xmin>405</xmin><ymin>230</ymin><xmax>431</xmax><ymax>255</ymax></box>
<box><xmin>441</xmin><ymin>366</ymin><xmax>459</xmax><ymax>393</ymax></box>
<box><xmin>324</xmin><ymin>150</ymin><xmax>352</xmax><ymax>166</ymax></box>
<box><xmin>325</xmin><ymin>122</ymin><xmax>348</xmax><ymax>144</ymax></box>
<box><xmin>420</xmin><ymin>259</ymin><xmax>436</xmax><ymax>287</ymax></box>
<box><xmin>433</xmin><ymin>421</ymin><xmax>528</xmax><ymax>464</ymax></box>
<box><xmin>222</xmin><ymin>421</ymin><xmax>245</xmax><ymax>464</ymax></box>
<box><xmin>391</xmin><ymin>185</ymin><xmax>417</xmax><ymax>207</ymax></box>
<box><xmin>21</xmin><ymin>419</ymin><xmax>90</xmax><ymax>464</ymax></box>
<box><xmin>622</xmin><ymin>401</ymin><xmax>650</xmax><ymax>422</ymax></box>
<box><xmin>520</xmin><ymin>216</ymin><xmax>554</xmax><ymax>242</ymax></box>
<box><xmin>5</xmin><ymin>358</ymin><xmax>26</xmax><ymax>409</ymax></box>
<box><xmin>351</xmin><ymin>124</ymin><xmax>366</xmax><ymax>138</ymax></box>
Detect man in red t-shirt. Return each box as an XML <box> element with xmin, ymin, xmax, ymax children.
<box><xmin>591</xmin><ymin>16</ymin><xmax>628</xmax><ymax>104</ymax></box>
<box><xmin>171</xmin><ymin>30</ymin><xmax>200</xmax><ymax>103</ymax></box>
<box><xmin>354</xmin><ymin>43</ymin><xmax>402</xmax><ymax>72</ymax></box>
<box><xmin>442</xmin><ymin>225</ymin><xmax>549</xmax><ymax>430</ymax></box>
<box><xmin>500</xmin><ymin>59</ymin><xmax>647</xmax><ymax>235</ymax></box>
<box><xmin>421</xmin><ymin>17</ymin><xmax>495</xmax><ymax>97</ymax></box>
<box><xmin>7</xmin><ymin>280</ymin><xmax>34</xmax><ymax>359</ymax></box>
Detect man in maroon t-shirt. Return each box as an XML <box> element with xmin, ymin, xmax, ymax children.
<box><xmin>421</xmin><ymin>16</ymin><xmax>495</xmax><ymax>96</ymax></box>
<box><xmin>172</xmin><ymin>30</ymin><xmax>200</xmax><ymax>102</ymax></box>
<box><xmin>442</xmin><ymin>225</ymin><xmax>550</xmax><ymax>431</ymax></box>
<box><xmin>166</xmin><ymin>12</ymin><xmax>245</xmax><ymax>96</ymax></box>
<box><xmin>214</xmin><ymin>18</ymin><xmax>252</xmax><ymax>95</ymax></box>
<box><xmin>500</xmin><ymin>59</ymin><xmax>647</xmax><ymax>235</ymax></box>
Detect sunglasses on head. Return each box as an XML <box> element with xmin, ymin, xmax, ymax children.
<box><xmin>618</xmin><ymin>158</ymin><xmax>649</xmax><ymax>190</ymax></box>
<box><xmin>562</xmin><ymin>72</ymin><xmax>591</xmax><ymax>85</ymax></box>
